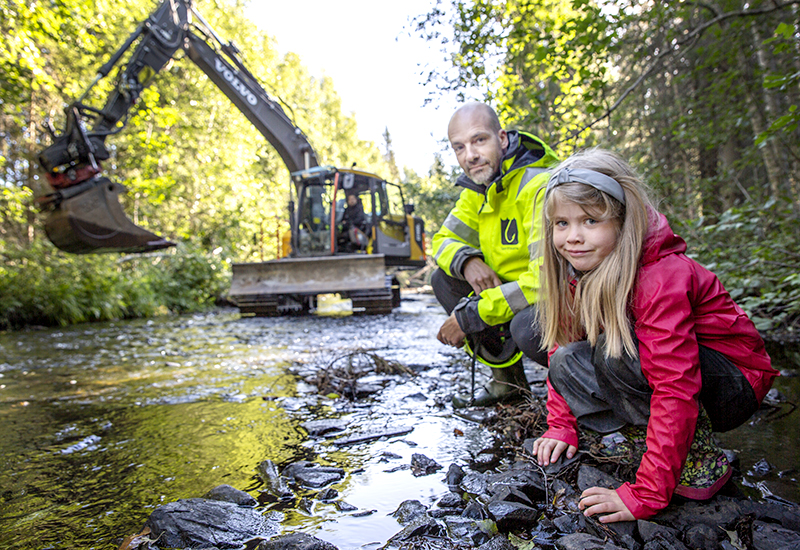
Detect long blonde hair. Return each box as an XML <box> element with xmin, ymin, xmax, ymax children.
<box><xmin>536</xmin><ymin>149</ymin><xmax>656</xmax><ymax>359</ymax></box>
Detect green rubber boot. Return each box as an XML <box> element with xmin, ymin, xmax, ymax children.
<box><xmin>452</xmin><ymin>360</ymin><xmax>530</xmax><ymax>409</ymax></box>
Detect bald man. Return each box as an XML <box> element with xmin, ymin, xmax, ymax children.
<box><xmin>432</xmin><ymin>103</ymin><xmax>558</xmax><ymax>408</ymax></box>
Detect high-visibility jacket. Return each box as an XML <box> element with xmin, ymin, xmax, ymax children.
<box><xmin>432</xmin><ymin>131</ymin><xmax>558</xmax><ymax>331</ymax></box>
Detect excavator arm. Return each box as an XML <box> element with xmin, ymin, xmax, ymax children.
<box><xmin>37</xmin><ymin>0</ymin><xmax>317</xmax><ymax>253</ymax></box>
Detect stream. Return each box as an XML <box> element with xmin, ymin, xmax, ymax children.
<box><xmin>0</xmin><ymin>292</ymin><xmax>797</xmax><ymax>549</ymax></box>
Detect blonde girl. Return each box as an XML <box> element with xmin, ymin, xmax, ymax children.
<box><xmin>531</xmin><ymin>149</ymin><xmax>777</xmax><ymax>522</ymax></box>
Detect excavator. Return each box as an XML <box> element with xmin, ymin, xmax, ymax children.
<box><xmin>36</xmin><ymin>0</ymin><xmax>427</xmax><ymax>316</ymax></box>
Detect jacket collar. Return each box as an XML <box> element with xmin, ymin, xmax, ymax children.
<box><xmin>454</xmin><ymin>131</ymin><xmax>546</xmax><ymax>195</ymax></box>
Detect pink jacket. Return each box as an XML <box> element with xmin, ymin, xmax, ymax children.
<box><xmin>542</xmin><ymin>212</ymin><xmax>777</xmax><ymax>519</ymax></box>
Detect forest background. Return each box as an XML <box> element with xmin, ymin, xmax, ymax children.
<box><xmin>1</xmin><ymin>0</ymin><xmax>798</xmax><ymax>341</ymax></box>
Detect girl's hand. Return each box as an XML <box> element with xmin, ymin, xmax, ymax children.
<box><xmin>579</xmin><ymin>487</ymin><xmax>635</xmax><ymax>523</ymax></box>
<box><xmin>531</xmin><ymin>437</ymin><xmax>577</xmax><ymax>466</ymax></box>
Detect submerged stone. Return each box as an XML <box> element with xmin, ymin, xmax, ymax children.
<box><xmin>283</xmin><ymin>461</ymin><xmax>345</xmax><ymax>488</ymax></box>
<box><xmin>257</xmin><ymin>459</ymin><xmax>294</xmax><ymax>501</ymax></box>
<box><xmin>203</xmin><ymin>484</ymin><xmax>257</xmax><ymax>506</ymax></box>
<box><xmin>256</xmin><ymin>532</ymin><xmax>338</xmax><ymax>550</ymax></box>
<box><xmin>411</xmin><ymin>453</ymin><xmax>443</xmax><ymax>476</ymax></box>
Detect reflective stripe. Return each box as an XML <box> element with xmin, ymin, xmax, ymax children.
<box><xmin>501</xmin><ymin>281</ymin><xmax>529</xmax><ymax>314</ymax></box>
<box><xmin>442</xmin><ymin>213</ymin><xmax>480</xmax><ymax>247</ymax></box>
<box><xmin>528</xmin><ymin>239</ymin><xmax>543</xmax><ymax>258</ymax></box>
<box><xmin>434</xmin><ymin>238</ymin><xmax>469</xmax><ymax>262</ymax></box>
<box><xmin>516</xmin><ymin>167</ymin><xmax>549</xmax><ymax>198</ymax></box>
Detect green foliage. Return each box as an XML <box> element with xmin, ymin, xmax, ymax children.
<box><xmin>0</xmin><ymin>240</ymin><xmax>229</xmax><ymax>330</ymax></box>
<box><xmin>677</xmin><ymin>198</ymin><xmax>800</xmax><ymax>336</ymax></box>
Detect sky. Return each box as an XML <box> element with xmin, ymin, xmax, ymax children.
<box><xmin>245</xmin><ymin>0</ymin><xmax>463</xmax><ymax>175</ymax></box>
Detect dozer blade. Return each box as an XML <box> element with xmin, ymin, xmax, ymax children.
<box><xmin>43</xmin><ymin>176</ymin><xmax>175</xmax><ymax>254</ymax></box>
<box><xmin>229</xmin><ymin>254</ymin><xmax>387</xmax><ymax>311</ymax></box>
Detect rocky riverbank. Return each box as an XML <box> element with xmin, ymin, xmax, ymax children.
<box><xmin>118</xmin><ymin>343</ymin><xmax>800</xmax><ymax>550</ymax></box>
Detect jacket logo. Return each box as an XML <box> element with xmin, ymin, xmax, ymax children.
<box><xmin>501</xmin><ymin>218</ymin><xmax>519</xmax><ymax>245</ymax></box>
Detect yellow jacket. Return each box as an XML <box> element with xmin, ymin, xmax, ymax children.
<box><xmin>432</xmin><ymin>131</ymin><xmax>558</xmax><ymax>331</ymax></box>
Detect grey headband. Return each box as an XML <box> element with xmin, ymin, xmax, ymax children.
<box><xmin>547</xmin><ymin>167</ymin><xmax>626</xmax><ymax>205</ymax></box>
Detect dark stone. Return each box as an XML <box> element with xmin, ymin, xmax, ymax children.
<box><xmin>637</xmin><ymin>520</ymin><xmax>685</xmax><ymax>548</ymax></box>
<box><xmin>203</xmin><ymin>484</ymin><xmax>257</xmax><ymax>506</ymax></box>
<box><xmin>301</xmin><ymin>419</ymin><xmax>348</xmax><ymax>437</ymax></box>
<box><xmin>486</xmin><ymin>500</ymin><xmax>539</xmax><ymax>530</ymax></box>
<box><xmin>752</xmin><ymin>520</ymin><xmax>800</xmax><ymax>550</ymax></box>
<box><xmin>144</xmin><ymin>498</ymin><xmax>279</xmax><ymax>549</ymax></box>
<box><xmin>411</xmin><ymin>453</ymin><xmax>443</xmax><ymax>477</ymax></box>
<box><xmin>334</xmin><ymin>500</ymin><xmax>357</xmax><ymax>512</ymax></box>
<box><xmin>429</xmin><ymin>508</ymin><xmax>463</xmax><ymax>518</ymax></box>
<box><xmin>553</xmin><ymin>512</ymin><xmax>587</xmax><ymax>535</ymax></box>
<box><xmin>298</xmin><ymin>497</ymin><xmax>314</xmax><ymax>514</ymax></box>
<box><xmin>577</xmin><ymin>465</ymin><xmax>622</xmax><ymax>492</ymax></box>
<box><xmin>446</xmin><ymin>463</ymin><xmax>466</xmax><ymax>487</ymax></box>
<box><xmin>352</xmin><ymin>509</ymin><xmax>376</xmax><ymax>517</ymax></box>
<box><xmin>384</xmin><ymin>517</ymin><xmax>446</xmax><ymax>547</ymax></box>
<box><xmin>442</xmin><ymin>515</ymin><xmax>495</xmax><ymax>546</ymax></box>
<box><xmin>436</xmin><ymin>492</ymin><xmax>465</xmax><ymax>509</ymax></box>
<box><xmin>476</xmin><ymin>535</ymin><xmax>516</xmax><ymax>550</ymax></box>
<box><xmin>282</xmin><ymin>461</ymin><xmax>345</xmax><ymax>488</ymax></box>
<box><xmin>488</xmin><ymin>485</ymin><xmax>532</xmax><ymax>506</ymax></box>
<box><xmin>391</xmin><ymin>500</ymin><xmax>428</xmax><ymax>525</ymax></box>
<box><xmin>257</xmin><ymin>459</ymin><xmax>294</xmax><ymax>501</ymax></box>
<box><xmin>462</xmin><ymin>500</ymin><xmax>490</xmax><ymax>520</ymax></box>
<box><xmin>555</xmin><ymin>532</ymin><xmax>626</xmax><ymax>550</ymax></box>
<box><xmin>316</xmin><ymin>488</ymin><xmax>338</xmax><ymax>501</ymax></box>
<box><xmin>683</xmin><ymin>523</ymin><xmax>719</xmax><ymax>550</ymax></box>
<box><xmin>333</xmin><ymin>426</ymin><xmax>414</xmax><ymax>446</ymax></box>
<box><xmin>256</xmin><ymin>532</ymin><xmax>338</xmax><ymax>550</ymax></box>
<box><xmin>460</xmin><ymin>471</ymin><xmax>488</xmax><ymax>495</ymax></box>
<box><xmin>486</xmin><ymin>465</ymin><xmax>547</xmax><ymax>502</ymax></box>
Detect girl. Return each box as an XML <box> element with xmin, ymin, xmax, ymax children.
<box><xmin>531</xmin><ymin>149</ymin><xmax>777</xmax><ymax>522</ymax></box>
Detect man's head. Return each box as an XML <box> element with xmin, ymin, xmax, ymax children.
<box><xmin>448</xmin><ymin>103</ymin><xmax>509</xmax><ymax>185</ymax></box>
<box><xmin>346</xmin><ymin>194</ymin><xmax>359</xmax><ymax>207</ymax></box>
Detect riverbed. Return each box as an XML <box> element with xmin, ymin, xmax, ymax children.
<box><xmin>0</xmin><ymin>292</ymin><xmax>797</xmax><ymax>549</ymax></box>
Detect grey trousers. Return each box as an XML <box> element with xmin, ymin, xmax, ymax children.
<box><xmin>431</xmin><ymin>268</ymin><xmax>548</xmax><ymax>366</ymax></box>
<box><xmin>548</xmin><ymin>335</ymin><xmax>759</xmax><ymax>433</ymax></box>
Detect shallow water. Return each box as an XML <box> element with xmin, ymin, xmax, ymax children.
<box><xmin>0</xmin><ymin>293</ymin><xmax>797</xmax><ymax>549</ymax></box>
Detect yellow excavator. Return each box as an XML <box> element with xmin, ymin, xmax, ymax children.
<box><xmin>36</xmin><ymin>0</ymin><xmax>426</xmax><ymax>316</ymax></box>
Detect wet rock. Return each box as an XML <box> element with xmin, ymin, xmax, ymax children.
<box><xmin>488</xmin><ymin>485</ymin><xmax>532</xmax><ymax>506</ymax></box>
<box><xmin>384</xmin><ymin>517</ymin><xmax>446</xmax><ymax>548</ymax></box>
<box><xmin>301</xmin><ymin>419</ymin><xmax>348</xmax><ymax>437</ymax></box>
<box><xmin>637</xmin><ymin>519</ymin><xmax>686</xmax><ymax>549</ymax></box>
<box><xmin>257</xmin><ymin>459</ymin><xmax>294</xmax><ymax>501</ymax></box>
<box><xmin>460</xmin><ymin>471</ymin><xmax>488</xmax><ymax>495</ymax></box>
<box><xmin>143</xmin><ymin>497</ymin><xmax>279</xmax><ymax>549</ymax></box>
<box><xmin>391</xmin><ymin>499</ymin><xmax>428</xmax><ymax>524</ymax></box>
<box><xmin>316</xmin><ymin>488</ymin><xmax>338</xmax><ymax>501</ymax></box>
<box><xmin>752</xmin><ymin>520</ymin><xmax>800</xmax><ymax>549</ymax></box>
<box><xmin>255</xmin><ymin>532</ymin><xmax>338</xmax><ymax>550</ymax></box>
<box><xmin>298</xmin><ymin>497</ymin><xmax>315</xmax><ymax>514</ymax></box>
<box><xmin>203</xmin><ymin>484</ymin><xmax>257</xmax><ymax>506</ymax></box>
<box><xmin>577</xmin><ymin>464</ymin><xmax>622</xmax><ymax>492</ymax></box>
<box><xmin>476</xmin><ymin>535</ymin><xmax>516</xmax><ymax>550</ymax></box>
<box><xmin>486</xmin><ymin>500</ymin><xmax>539</xmax><ymax>530</ymax></box>
<box><xmin>381</xmin><ymin>451</ymin><xmax>402</xmax><ymax>460</ymax></box>
<box><xmin>462</xmin><ymin>500</ymin><xmax>491</xmax><ymax>520</ymax></box>
<box><xmin>333</xmin><ymin>426</ymin><xmax>414</xmax><ymax>446</ymax></box>
<box><xmin>352</xmin><ymin>509</ymin><xmax>376</xmax><ymax>517</ymax></box>
<box><xmin>683</xmin><ymin>523</ymin><xmax>719</xmax><ymax>550</ymax></box>
<box><xmin>282</xmin><ymin>461</ymin><xmax>345</xmax><ymax>488</ymax></box>
<box><xmin>436</xmin><ymin>492</ymin><xmax>465</xmax><ymax>509</ymax></box>
<box><xmin>553</xmin><ymin>512</ymin><xmax>588</xmax><ymax>535</ymax></box>
<box><xmin>411</xmin><ymin>453</ymin><xmax>442</xmax><ymax>476</ymax></box>
<box><xmin>443</xmin><ymin>515</ymin><xmax>496</xmax><ymax>546</ymax></box>
<box><xmin>334</xmin><ymin>500</ymin><xmax>358</xmax><ymax>512</ymax></box>
<box><xmin>486</xmin><ymin>465</ymin><xmax>547</xmax><ymax>502</ymax></box>
<box><xmin>445</xmin><ymin>463</ymin><xmax>466</xmax><ymax>487</ymax></box>
<box><xmin>555</xmin><ymin>532</ymin><xmax>627</xmax><ymax>549</ymax></box>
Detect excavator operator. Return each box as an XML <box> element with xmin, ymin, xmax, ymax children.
<box><xmin>432</xmin><ymin>102</ymin><xmax>559</xmax><ymax>409</ymax></box>
<box><xmin>339</xmin><ymin>193</ymin><xmax>368</xmax><ymax>252</ymax></box>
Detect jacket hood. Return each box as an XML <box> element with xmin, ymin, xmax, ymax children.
<box><xmin>641</xmin><ymin>211</ymin><xmax>686</xmax><ymax>266</ymax></box>
<box><xmin>454</xmin><ymin>130</ymin><xmax>555</xmax><ymax>195</ymax></box>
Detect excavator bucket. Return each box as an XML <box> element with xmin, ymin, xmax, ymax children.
<box><xmin>43</xmin><ymin>177</ymin><xmax>175</xmax><ymax>254</ymax></box>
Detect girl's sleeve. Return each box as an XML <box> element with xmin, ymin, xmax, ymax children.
<box><xmin>615</xmin><ymin>259</ymin><xmax>701</xmax><ymax>519</ymax></box>
<box><xmin>542</xmin><ymin>378</ymin><xmax>579</xmax><ymax>448</ymax></box>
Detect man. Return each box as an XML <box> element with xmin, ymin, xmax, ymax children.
<box><xmin>339</xmin><ymin>193</ymin><xmax>368</xmax><ymax>252</ymax></box>
<box><xmin>432</xmin><ymin>102</ymin><xmax>558</xmax><ymax>408</ymax></box>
